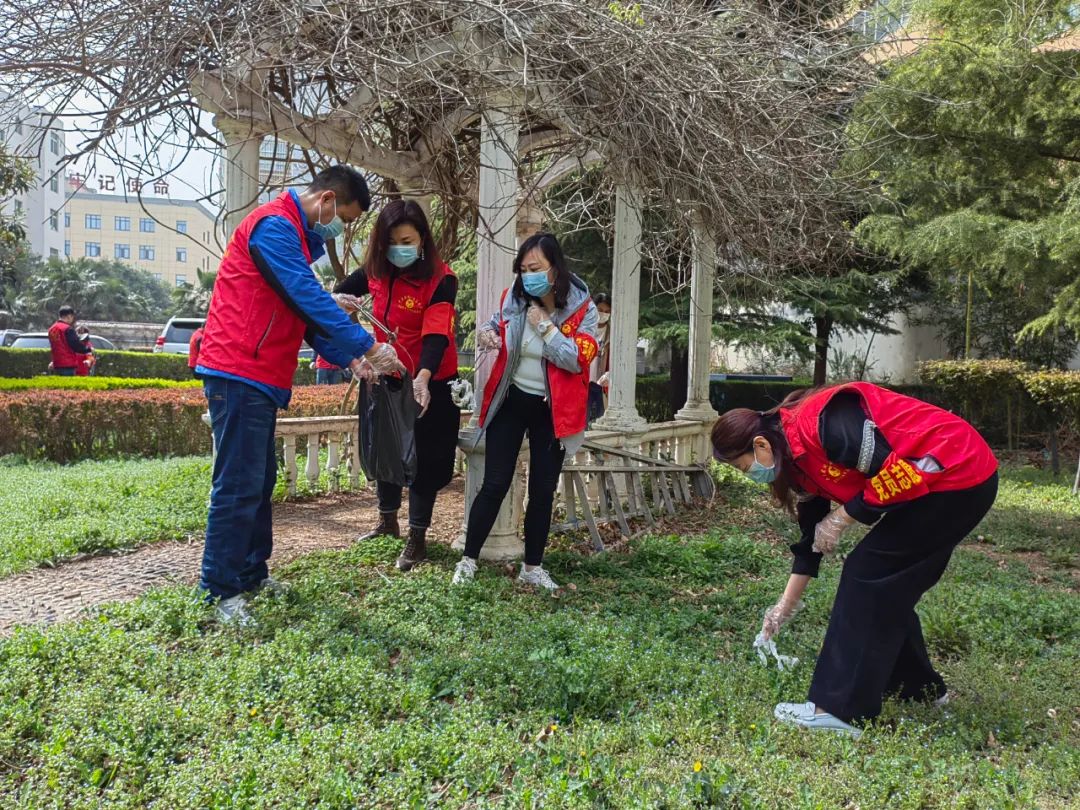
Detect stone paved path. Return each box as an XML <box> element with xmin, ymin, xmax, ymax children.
<box><xmin>0</xmin><ymin>481</ymin><xmax>465</xmax><ymax>635</ymax></box>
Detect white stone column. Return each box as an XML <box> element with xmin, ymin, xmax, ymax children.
<box><xmin>595</xmin><ymin>185</ymin><xmax>647</xmax><ymax>432</ymax></box>
<box><xmin>215</xmin><ymin>115</ymin><xmax>263</xmax><ymax>239</ymax></box>
<box><xmin>454</xmin><ymin>102</ymin><xmax>522</xmax><ymax>561</ymax></box>
<box><xmin>675</xmin><ymin>217</ymin><xmax>720</xmax><ymax>461</ymax></box>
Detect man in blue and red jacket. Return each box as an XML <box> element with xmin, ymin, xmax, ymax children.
<box><xmin>196</xmin><ymin>165</ymin><xmax>403</xmax><ymax>624</ymax></box>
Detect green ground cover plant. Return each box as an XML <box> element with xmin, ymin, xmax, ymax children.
<box><xmin>0</xmin><ymin>465</ymin><xmax>1076</xmax><ymax>808</ymax></box>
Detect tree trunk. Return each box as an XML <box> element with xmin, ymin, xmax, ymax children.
<box><xmin>670</xmin><ymin>342</ymin><xmax>689</xmax><ymax>418</ymax></box>
<box><xmin>812</xmin><ymin>314</ymin><xmax>833</xmax><ymax>386</ymax></box>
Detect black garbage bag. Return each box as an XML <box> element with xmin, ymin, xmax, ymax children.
<box><xmin>358</xmin><ymin>374</ymin><xmax>418</xmax><ymax>487</ymax></box>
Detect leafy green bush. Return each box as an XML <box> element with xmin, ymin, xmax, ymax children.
<box><xmin>0</xmin><ymin>376</ymin><xmax>201</xmax><ymax>392</ymax></box>
<box><xmin>1020</xmin><ymin>369</ymin><xmax>1080</xmax><ymax>431</ymax></box>
<box><xmin>0</xmin><ymin>348</ymin><xmax>318</xmax><ymax>384</ymax></box>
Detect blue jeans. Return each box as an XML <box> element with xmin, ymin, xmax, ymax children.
<box><xmin>201</xmin><ymin>376</ymin><xmax>278</xmax><ymax>599</ymax></box>
<box><xmin>54</xmin><ymin>367</ymin><xmax>75</xmax><ymax>376</ymax></box>
<box><xmin>315</xmin><ymin>368</ymin><xmax>345</xmax><ymax>385</ymax></box>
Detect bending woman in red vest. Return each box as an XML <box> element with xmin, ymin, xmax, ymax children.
<box><xmin>452</xmin><ymin>233</ymin><xmax>599</xmax><ymax>591</ymax></box>
<box><xmin>334</xmin><ymin>200</ymin><xmax>460</xmax><ymax>572</ymax></box>
<box><xmin>711</xmin><ymin>383</ymin><xmax>998</xmax><ymax>736</ymax></box>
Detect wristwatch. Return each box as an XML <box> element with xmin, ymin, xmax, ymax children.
<box><xmin>538</xmin><ymin>319</ymin><xmax>553</xmax><ymax>336</ymax></box>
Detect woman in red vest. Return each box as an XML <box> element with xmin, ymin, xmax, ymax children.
<box><xmin>711</xmin><ymin>383</ymin><xmax>998</xmax><ymax>736</ymax></box>
<box><xmin>334</xmin><ymin>200</ymin><xmax>460</xmax><ymax>571</ymax></box>
<box><xmin>452</xmin><ymin>233</ymin><xmax>599</xmax><ymax>591</ymax></box>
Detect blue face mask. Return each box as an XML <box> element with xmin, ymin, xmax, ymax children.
<box><xmin>311</xmin><ymin>198</ymin><xmax>344</xmax><ymax>241</ymax></box>
<box><xmin>746</xmin><ymin>446</ymin><xmax>777</xmax><ymax>484</ymax></box>
<box><xmin>521</xmin><ymin>271</ymin><xmax>552</xmax><ymax>297</ymax></box>
<box><xmin>387</xmin><ymin>245</ymin><xmax>419</xmax><ymax>268</ymax></box>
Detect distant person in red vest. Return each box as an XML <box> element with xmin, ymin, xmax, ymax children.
<box><xmin>188</xmin><ymin>326</ymin><xmax>204</xmax><ymax>379</ymax></box>
<box><xmin>711</xmin><ymin>384</ymin><xmax>999</xmax><ymax>736</ymax></box>
<box><xmin>451</xmin><ymin>232</ymin><xmax>599</xmax><ymax>591</ymax></box>
<box><xmin>196</xmin><ymin>165</ymin><xmax>403</xmax><ymax>625</ymax></box>
<box><xmin>47</xmin><ymin>305</ymin><xmax>93</xmax><ymax>376</ymax></box>
<box><xmin>334</xmin><ymin>200</ymin><xmax>460</xmax><ymax>571</ymax></box>
<box><xmin>74</xmin><ymin>326</ymin><xmax>96</xmax><ymax>376</ymax></box>
<box><xmin>587</xmin><ymin>292</ymin><xmax>611</xmax><ymax>426</ymax></box>
<box><xmin>313</xmin><ymin>353</ymin><xmax>345</xmax><ymax>385</ymax></box>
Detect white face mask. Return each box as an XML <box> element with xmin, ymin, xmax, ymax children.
<box><xmin>598</xmin><ymin>312</ymin><xmax>610</xmax><ymax>325</ymax></box>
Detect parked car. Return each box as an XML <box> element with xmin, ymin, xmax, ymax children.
<box><xmin>0</xmin><ymin>329</ymin><xmax>22</xmax><ymax>347</ymax></box>
<box><xmin>10</xmin><ymin>333</ymin><xmax>117</xmax><ymax>351</ymax></box>
<box><xmin>154</xmin><ymin>317</ymin><xmax>206</xmax><ymax>354</ymax></box>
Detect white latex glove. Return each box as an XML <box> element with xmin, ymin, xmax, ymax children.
<box><xmin>753</xmin><ymin>632</ymin><xmax>799</xmax><ymax>671</ymax></box>
<box><xmin>364</xmin><ymin>342</ymin><xmax>404</xmax><ymax>376</ymax></box>
<box><xmin>333</xmin><ymin>293</ymin><xmax>363</xmax><ymax>313</ymax></box>
<box><xmin>476</xmin><ymin>328</ymin><xmax>501</xmax><ymax>351</ymax></box>
<box><xmin>413</xmin><ymin>374</ymin><xmax>431</xmax><ymax>417</ymax></box>
<box><xmin>526</xmin><ymin>303</ymin><xmax>546</xmax><ymax>331</ymax></box>
<box><xmin>597</xmin><ymin>371</ymin><xmax>610</xmax><ymax>388</ymax></box>
<box><xmin>761</xmin><ymin>595</ymin><xmax>804</xmax><ymax>641</ymax></box>
<box><xmin>813</xmin><ymin>506</ymin><xmax>857</xmax><ymax>556</ymax></box>
<box><xmin>349</xmin><ymin>357</ymin><xmax>377</xmax><ymax>385</ymax></box>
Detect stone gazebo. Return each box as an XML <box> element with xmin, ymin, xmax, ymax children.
<box><xmin>173</xmin><ymin>4</ymin><xmax>849</xmax><ymax>558</ymax></box>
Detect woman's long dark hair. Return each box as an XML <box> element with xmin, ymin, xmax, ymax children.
<box><xmin>710</xmin><ymin>387</ymin><xmax>819</xmax><ymax>512</ymax></box>
<box><xmin>363</xmin><ymin>199</ymin><xmax>441</xmax><ymax>281</ymax></box>
<box><xmin>511</xmin><ymin>232</ymin><xmax>571</xmax><ymax>310</ymax></box>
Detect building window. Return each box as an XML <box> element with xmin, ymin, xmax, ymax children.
<box><xmin>64</xmin><ymin>241</ymin><xmax>70</xmax><ymax>256</ymax></box>
<box><xmin>13</xmin><ymin>200</ymin><xmax>22</xmax><ymax>215</ymax></box>
<box><xmin>85</xmin><ymin>242</ymin><xmax>101</xmax><ymax>258</ymax></box>
<box><xmin>176</xmin><ymin>247</ymin><xmax>187</xmax><ymax>263</ymax></box>
<box><xmin>50</xmin><ymin>248</ymin><xmax>59</xmax><ymax>259</ymax></box>
<box><xmin>139</xmin><ymin>245</ymin><xmax>155</xmax><ymax>261</ymax></box>
<box><xmin>176</xmin><ymin>220</ymin><xmax>187</xmax><ymax>234</ymax></box>
<box><xmin>50</xmin><ymin>132</ymin><xmax>61</xmax><ymax>155</ymax></box>
<box><xmin>115</xmin><ymin>243</ymin><xmax>131</xmax><ymax>260</ymax></box>
<box><xmin>14</xmin><ymin>119</ymin><xmax>22</xmax><ymax>135</ymax></box>
<box><xmin>49</xmin><ymin>209</ymin><xmax>59</xmax><ymax>231</ymax></box>
<box><xmin>64</xmin><ymin>212</ymin><xmax>70</xmax><ymax>228</ymax></box>
<box><xmin>85</xmin><ymin>214</ymin><xmax>101</xmax><ymax>229</ymax></box>
<box><xmin>139</xmin><ymin>218</ymin><xmax>155</xmax><ymax>233</ymax></box>
<box><xmin>151</xmin><ymin>272</ymin><xmax>163</xmax><ymax>282</ymax></box>
<box><xmin>115</xmin><ymin>216</ymin><xmax>131</xmax><ymax>231</ymax></box>
<box><xmin>49</xmin><ymin>175</ymin><xmax>58</xmax><ymax>193</ymax></box>
<box><xmin>175</xmin><ymin>274</ymin><xmax>188</xmax><ymax>287</ymax></box>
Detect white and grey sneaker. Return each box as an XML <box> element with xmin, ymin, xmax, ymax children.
<box><xmin>258</xmin><ymin>576</ymin><xmax>290</xmax><ymax>597</ymax></box>
<box><xmin>773</xmin><ymin>701</ymin><xmax>862</xmax><ymax>738</ymax></box>
<box><xmin>517</xmin><ymin>564</ymin><xmax>560</xmax><ymax>592</ymax></box>
<box><xmin>452</xmin><ymin>557</ymin><xmax>477</xmax><ymax>585</ymax></box>
<box><xmin>215</xmin><ymin>594</ymin><xmax>254</xmax><ymax>627</ymax></box>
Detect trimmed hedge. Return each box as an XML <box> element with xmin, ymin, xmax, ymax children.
<box><xmin>0</xmin><ymin>376</ymin><xmax>201</xmax><ymax>392</ymax></box>
<box><xmin>0</xmin><ymin>348</ymin><xmax>317</xmax><ymax>385</ymax></box>
<box><xmin>0</xmin><ymin>383</ymin><xmax>352</xmax><ymax>462</ymax></box>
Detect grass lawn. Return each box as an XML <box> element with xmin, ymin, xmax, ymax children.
<box><xmin>0</xmin><ymin>457</ymin><xmax>212</xmax><ymax>579</ymax></box>
<box><xmin>0</xmin><ymin>452</ymin><xmax>364</xmax><ymax>579</ymax></box>
<box><xmin>0</xmin><ymin>466</ymin><xmax>1077</xmax><ymax>808</ymax></box>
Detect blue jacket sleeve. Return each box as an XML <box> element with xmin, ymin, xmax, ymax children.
<box><xmin>249</xmin><ymin>217</ymin><xmax>374</xmax><ymax>360</ymax></box>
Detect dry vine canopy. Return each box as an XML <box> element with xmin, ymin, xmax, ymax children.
<box><xmin>0</xmin><ymin>0</ymin><xmax>868</xmax><ymax>270</ymax></box>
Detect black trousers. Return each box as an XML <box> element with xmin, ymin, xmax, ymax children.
<box><xmin>376</xmin><ymin>378</ymin><xmax>461</xmax><ymax>531</ymax></box>
<box><xmin>464</xmin><ymin>385</ymin><xmax>566</xmax><ymax>565</ymax></box>
<box><xmin>809</xmin><ymin>473</ymin><xmax>999</xmax><ymax>723</ymax></box>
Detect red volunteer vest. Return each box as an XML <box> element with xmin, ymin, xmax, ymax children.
<box><xmin>367</xmin><ymin>262</ymin><xmax>458</xmax><ymax>381</ymax></box>
<box><xmin>780</xmin><ymin>382</ymin><xmax>998</xmax><ymax>508</ymax></box>
<box><xmin>197</xmin><ymin>194</ymin><xmax>313</xmax><ymax>390</ymax></box>
<box><xmin>75</xmin><ymin>341</ymin><xmax>93</xmax><ymax>376</ymax></box>
<box><xmin>479</xmin><ymin>291</ymin><xmax>597</xmax><ymax>440</ymax></box>
<box><xmin>187</xmin><ymin>328</ymin><xmax>204</xmax><ymax>369</ymax></box>
<box><xmin>47</xmin><ymin>321</ymin><xmax>78</xmax><ymax>370</ymax></box>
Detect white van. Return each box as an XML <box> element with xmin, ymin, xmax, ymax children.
<box><xmin>154</xmin><ymin>317</ymin><xmax>206</xmax><ymax>355</ymax></box>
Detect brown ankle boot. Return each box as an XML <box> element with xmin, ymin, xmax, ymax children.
<box><xmin>359</xmin><ymin>511</ymin><xmax>400</xmax><ymax>542</ymax></box>
<box><xmin>396</xmin><ymin>527</ymin><xmax>428</xmax><ymax>571</ymax></box>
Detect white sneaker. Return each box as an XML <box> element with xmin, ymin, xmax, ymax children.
<box><xmin>517</xmin><ymin>564</ymin><xmax>560</xmax><ymax>592</ymax></box>
<box><xmin>452</xmin><ymin>557</ymin><xmax>477</xmax><ymax>585</ymax></box>
<box><xmin>774</xmin><ymin>701</ymin><xmax>862</xmax><ymax>738</ymax></box>
<box><xmin>933</xmin><ymin>691</ymin><xmax>951</xmax><ymax>708</ymax></box>
<box><xmin>258</xmin><ymin>576</ymin><xmax>290</xmax><ymax>597</ymax></box>
<box><xmin>215</xmin><ymin>594</ymin><xmax>254</xmax><ymax>627</ymax></box>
